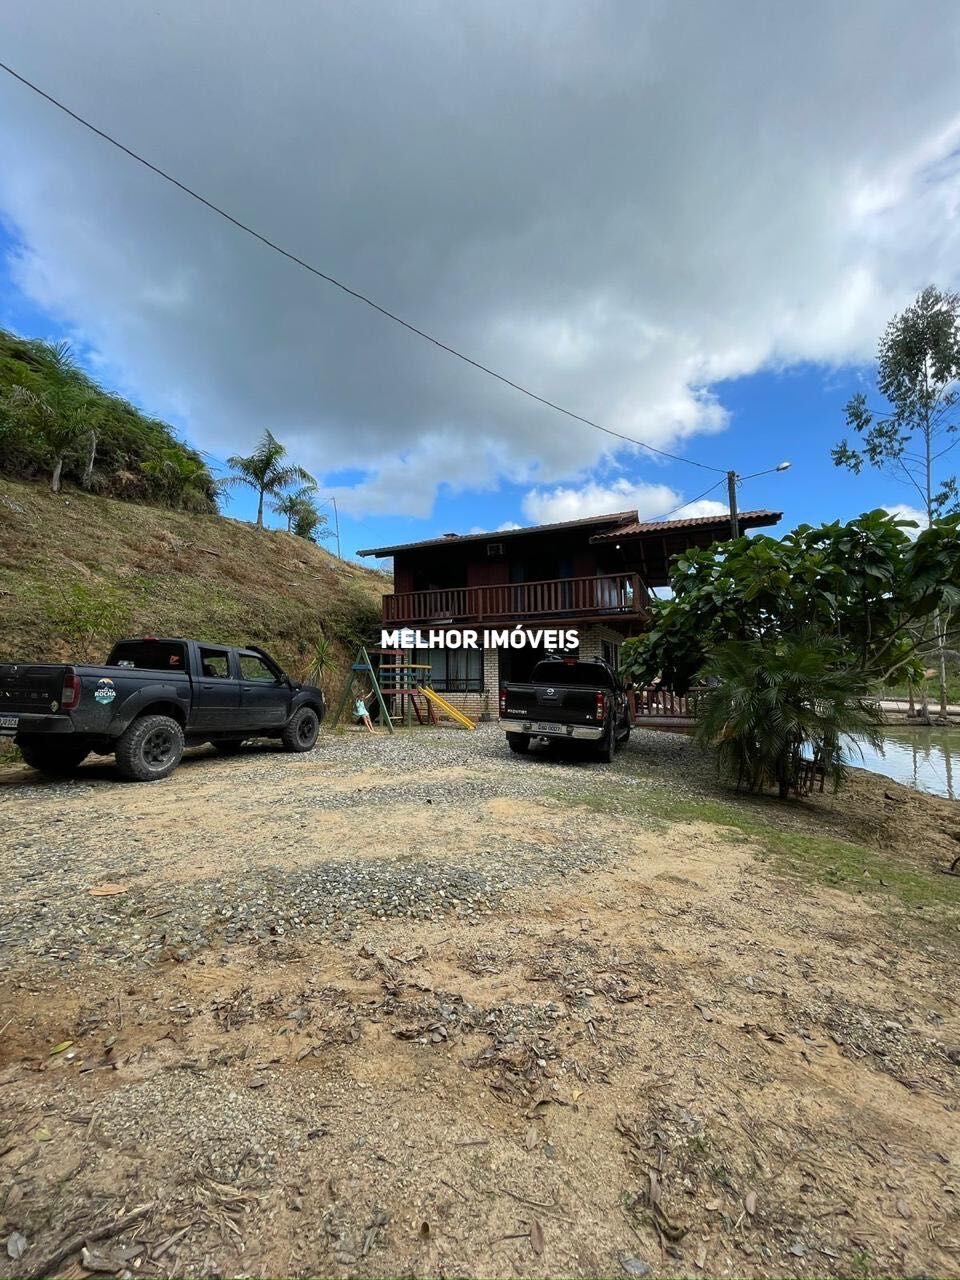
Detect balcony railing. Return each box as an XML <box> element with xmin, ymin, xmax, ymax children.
<box><xmin>382</xmin><ymin>573</ymin><xmax>648</xmax><ymax>624</ymax></box>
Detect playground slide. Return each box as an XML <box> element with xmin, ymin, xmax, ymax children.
<box><xmin>416</xmin><ymin>685</ymin><xmax>476</xmax><ymax>730</ymax></box>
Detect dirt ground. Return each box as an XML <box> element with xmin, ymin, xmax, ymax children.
<box><xmin>1</xmin><ymin>725</ymin><xmax>960</xmax><ymax>1279</ymax></box>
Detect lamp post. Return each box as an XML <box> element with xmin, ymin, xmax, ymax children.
<box><xmin>319</xmin><ymin>495</ymin><xmax>341</xmax><ymax>559</ymax></box>
<box><xmin>726</xmin><ymin>462</ymin><xmax>791</xmax><ymax>539</ymax></box>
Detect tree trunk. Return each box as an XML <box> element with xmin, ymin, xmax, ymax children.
<box><xmin>81</xmin><ymin>430</ymin><xmax>97</xmax><ymax>490</ymax></box>
<box><xmin>935</xmin><ymin>607</ymin><xmax>949</xmax><ymax>718</ymax></box>
<box><xmin>51</xmin><ymin>456</ymin><xmax>63</xmax><ymax>493</ymax></box>
<box><xmin>256</xmin><ymin>490</ymin><xmax>264</xmax><ymax>528</ymax></box>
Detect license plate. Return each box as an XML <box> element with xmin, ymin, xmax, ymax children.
<box><xmin>535</xmin><ymin>722</ymin><xmax>558</xmax><ymax>733</ymax></box>
<box><xmin>0</xmin><ymin>715</ymin><xmax>18</xmax><ymax>735</ymax></box>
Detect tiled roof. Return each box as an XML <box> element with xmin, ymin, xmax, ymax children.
<box><xmin>590</xmin><ymin>509</ymin><xmax>782</xmax><ymax>541</ymax></box>
<box><xmin>356</xmin><ymin>510</ymin><xmax>635</xmax><ymax>557</ymax></box>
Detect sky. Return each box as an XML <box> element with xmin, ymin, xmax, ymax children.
<box><xmin>2</xmin><ymin>1</ymin><xmax>959</xmax><ymax>563</ymax></box>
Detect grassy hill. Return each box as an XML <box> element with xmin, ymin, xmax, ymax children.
<box><xmin>0</xmin><ymin>477</ymin><xmax>386</xmax><ymax>686</ymax></box>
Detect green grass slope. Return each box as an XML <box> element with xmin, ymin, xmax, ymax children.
<box><xmin>0</xmin><ymin>477</ymin><xmax>386</xmax><ymax>685</ymax></box>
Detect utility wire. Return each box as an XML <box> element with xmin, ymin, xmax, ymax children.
<box><xmin>642</xmin><ymin>478</ymin><xmax>727</xmax><ymax>524</ymax></box>
<box><xmin>0</xmin><ymin>59</ymin><xmax>727</xmax><ymax>474</ymax></box>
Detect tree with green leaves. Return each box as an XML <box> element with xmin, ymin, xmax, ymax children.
<box><xmin>291</xmin><ymin>494</ymin><xmax>330</xmax><ymax>543</ymax></box>
<box><xmin>621</xmin><ymin>511</ymin><xmax>960</xmax><ymax>797</ymax></box>
<box><xmin>695</xmin><ymin>633</ymin><xmax>885</xmax><ymax>799</ymax></box>
<box><xmin>269</xmin><ymin>483</ymin><xmax>318</xmax><ymax>532</ymax></box>
<box><xmin>2</xmin><ymin>384</ymin><xmax>91</xmax><ymax>493</ymax></box>
<box><xmin>833</xmin><ymin>285</ymin><xmax>960</xmax><ymax>713</ymax></box>
<box><xmin>142</xmin><ymin>448</ymin><xmax>224</xmax><ymax>511</ymax></box>
<box><xmin>226</xmin><ymin>430</ymin><xmax>315</xmax><ymax>529</ymax></box>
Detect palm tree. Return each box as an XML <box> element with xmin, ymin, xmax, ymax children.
<box><xmin>226</xmin><ymin>430</ymin><xmax>314</xmax><ymax>528</ymax></box>
<box><xmin>3</xmin><ymin>384</ymin><xmax>90</xmax><ymax>492</ymax></box>
<box><xmin>142</xmin><ymin>448</ymin><xmax>223</xmax><ymax>511</ymax></box>
<box><xmin>695</xmin><ymin>632</ymin><xmax>885</xmax><ymax>799</ymax></box>
<box><xmin>269</xmin><ymin>483</ymin><xmax>318</xmax><ymax>532</ymax></box>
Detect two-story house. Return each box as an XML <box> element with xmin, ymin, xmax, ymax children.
<box><xmin>357</xmin><ymin>507</ymin><xmax>780</xmax><ymax>719</ymax></box>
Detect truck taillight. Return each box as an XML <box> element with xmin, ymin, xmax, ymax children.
<box><xmin>499</xmin><ymin>687</ymin><xmax>507</xmax><ymax>715</ymax></box>
<box><xmin>61</xmin><ymin>670</ymin><xmax>81</xmax><ymax>711</ymax></box>
<box><xmin>595</xmin><ymin>690</ymin><xmax>605</xmax><ymax>721</ymax></box>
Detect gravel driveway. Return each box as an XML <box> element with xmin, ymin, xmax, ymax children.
<box><xmin>1</xmin><ymin>725</ymin><xmax>959</xmax><ymax>1279</ymax></box>
<box><xmin>1</xmin><ymin>725</ymin><xmax>687</xmax><ymax>970</ymax></box>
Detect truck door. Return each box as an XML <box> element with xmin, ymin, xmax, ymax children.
<box><xmin>194</xmin><ymin>645</ymin><xmax>241</xmax><ymax>730</ymax></box>
<box><xmin>238</xmin><ymin>651</ymin><xmax>288</xmax><ymax>728</ymax></box>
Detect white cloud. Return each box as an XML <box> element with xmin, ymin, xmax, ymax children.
<box><xmin>521</xmin><ymin>478</ymin><xmax>732</xmax><ymax>525</ymax></box>
<box><xmin>2</xmin><ymin>1</ymin><xmax>960</xmax><ymax>516</ymax></box>
<box><xmin>883</xmin><ymin>503</ymin><xmax>929</xmax><ymax>536</ymax></box>
<box><xmin>673</xmin><ymin>498</ymin><xmax>730</xmax><ymax>520</ymax></box>
<box><xmin>523</xmin><ymin>478</ymin><xmax>673</xmax><ymax>524</ymax></box>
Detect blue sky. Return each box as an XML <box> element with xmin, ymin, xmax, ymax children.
<box><xmin>2</xmin><ymin>1</ymin><xmax>956</xmax><ymax>565</ymax></box>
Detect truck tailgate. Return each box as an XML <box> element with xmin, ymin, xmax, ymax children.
<box><xmin>0</xmin><ymin>663</ymin><xmax>68</xmax><ymax>716</ymax></box>
<box><xmin>502</xmin><ymin>683</ymin><xmax>600</xmax><ymax>725</ymax></box>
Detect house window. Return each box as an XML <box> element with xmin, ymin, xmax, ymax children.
<box><xmin>601</xmin><ymin>640</ymin><xmax>620</xmax><ymax>671</ymax></box>
<box><xmin>415</xmin><ymin>647</ymin><xmax>483</xmax><ymax>692</ymax></box>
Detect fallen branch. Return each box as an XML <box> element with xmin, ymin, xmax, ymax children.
<box><xmin>26</xmin><ymin>1202</ymin><xmax>154</xmax><ymax>1278</ymax></box>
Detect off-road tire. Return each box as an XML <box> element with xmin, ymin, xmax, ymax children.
<box><xmin>18</xmin><ymin>739</ymin><xmax>90</xmax><ymax>777</ymax></box>
<box><xmin>211</xmin><ymin>739</ymin><xmax>245</xmax><ymax>755</ymax></box>
<box><xmin>615</xmin><ymin>725</ymin><xmax>630</xmax><ymax>752</ymax></box>
<box><xmin>115</xmin><ymin>714</ymin><xmax>184</xmax><ymax>781</ymax></box>
<box><xmin>597</xmin><ymin>720</ymin><xmax>615</xmax><ymax>763</ymax></box>
<box><xmin>281</xmin><ymin>706</ymin><xmax>320</xmax><ymax>753</ymax></box>
<box><xmin>507</xmin><ymin>732</ymin><xmax>530</xmax><ymax>754</ymax></box>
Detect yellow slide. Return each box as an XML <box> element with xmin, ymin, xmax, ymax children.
<box><xmin>416</xmin><ymin>685</ymin><xmax>476</xmax><ymax>730</ymax></box>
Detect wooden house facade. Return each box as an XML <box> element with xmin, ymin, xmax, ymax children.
<box><xmin>358</xmin><ymin>507</ymin><xmax>780</xmax><ymax>719</ymax></box>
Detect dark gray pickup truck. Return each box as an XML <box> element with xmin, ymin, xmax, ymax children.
<box><xmin>0</xmin><ymin>637</ymin><xmax>325</xmax><ymax>781</ymax></box>
<box><xmin>499</xmin><ymin>656</ymin><xmax>631</xmax><ymax>762</ymax></box>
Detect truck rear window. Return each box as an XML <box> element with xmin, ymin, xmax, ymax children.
<box><xmin>107</xmin><ymin>641</ymin><xmax>187</xmax><ymax>671</ymax></box>
<box><xmin>530</xmin><ymin>661</ymin><xmax>616</xmax><ymax>688</ymax></box>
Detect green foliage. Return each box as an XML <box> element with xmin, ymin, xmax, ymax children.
<box><xmin>269</xmin><ymin>483</ymin><xmax>316</xmax><ymax>531</ymax></box>
<box><xmin>141</xmin><ymin>448</ymin><xmax>227</xmax><ymax>511</ymax></box>
<box><xmin>305</xmin><ymin>634</ymin><xmax>332</xmax><ymax>687</ymax></box>
<box><xmin>622</xmin><ymin>510</ymin><xmax>960</xmax><ymax>695</ymax></box>
<box><xmin>695</xmin><ymin>633</ymin><xmax>885</xmax><ymax>798</ymax></box>
<box><xmin>226</xmin><ymin>430</ymin><xmax>315</xmax><ymax>528</ymax></box>
<box><xmin>45</xmin><ymin>582</ymin><xmax>133</xmax><ymax>660</ymax></box>
<box><xmin>621</xmin><ymin>510</ymin><xmax>960</xmax><ymax>800</ymax></box>
<box><xmin>269</xmin><ymin>483</ymin><xmax>330</xmax><ymax>542</ymax></box>
<box><xmin>833</xmin><ymin>285</ymin><xmax>960</xmax><ymax>519</ymax></box>
<box><xmin>0</xmin><ymin>329</ymin><xmax>218</xmax><ymax>510</ymax></box>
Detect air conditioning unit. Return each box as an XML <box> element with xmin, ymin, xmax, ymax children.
<box><xmin>486</xmin><ymin>542</ymin><xmax>504</xmax><ymax>556</ymax></box>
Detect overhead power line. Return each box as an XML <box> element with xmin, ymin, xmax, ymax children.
<box><xmin>0</xmin><ymin>59</ymin><xmax>727</xmax><ymax>475</ymax></box>
<box><xmin>643</xmin><ymin>477</ymin><xmax>727</xmax><ymax>523</ymax></box>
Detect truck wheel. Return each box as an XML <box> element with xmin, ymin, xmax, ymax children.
<box><xmin>18</xmin><ymin>739</ymin><xmax>89</xmax><ymax>777</ymax></box>
<box><xmin>281</xmin><ymin>706</ymin><xmax>320</xmax><ymax>753</ymax></box>
<box><xmin>507</xmin><ymin>733</ymin><xmax>530</xmax><ymax>754</ymax></box>
<box><xmin>116</xmin><ymin>714</ymin><xmax>184</xmax><ymax>781</ymax></box>
<box><xmin>597</xmin><ymin>721</ymin><xmax>615</xmax><ymax>763</ymax></box>
<box><xmin>616</xmin><ymin>725</ymin><xmax>631</xmax><ymax>751</ymax></box>
<box><xmin>211</xmin><ymin>739</ymin><xmax>245</xmax><ymax>755</ymax></box>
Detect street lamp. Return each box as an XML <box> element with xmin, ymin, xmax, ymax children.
<box><xmin>726</xmin><ymin>462</ymin><xmax>791</xmax><ymax>539</ymax></box>
<box><xmin>318</xmin><ymin>495</ymin><xmax>342</xmax><ymax>559</ymax></box>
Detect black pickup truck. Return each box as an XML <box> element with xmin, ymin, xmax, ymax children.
<box><xmin>0</xmin><ymin>637</ymin><xmax>325</xmax><ymax>782</ymax></box>
<box><xmin>499</xmin><ymin>656</ymin><xmax>631</xmax><ymax>762</ymax></box>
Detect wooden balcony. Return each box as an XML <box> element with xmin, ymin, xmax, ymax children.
<box><xmin>382</xmin><ymin>573</ymin><xmax>648</xmax><ymax>624</ymax></box>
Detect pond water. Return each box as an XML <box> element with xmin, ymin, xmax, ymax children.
<box><xmin>848</xmin><ymin>726</ymin><xmax>960</xmax><ymax>801</ymax></box>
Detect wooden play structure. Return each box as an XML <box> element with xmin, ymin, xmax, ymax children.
<box><xmin>329</xmin><ymin>646</ymin><xmax>476</xmax><ymax>731</ymax></box>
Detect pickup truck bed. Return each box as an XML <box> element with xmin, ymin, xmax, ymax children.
<box><xmin>1</xmin><ymin>636</ymin><xmax>325</xmax><ymax>781</ymax></box>
<box><xmin>499</xmin><ymin>657</ymin><xmax>631</xmax><ymax>763</ymax></box>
